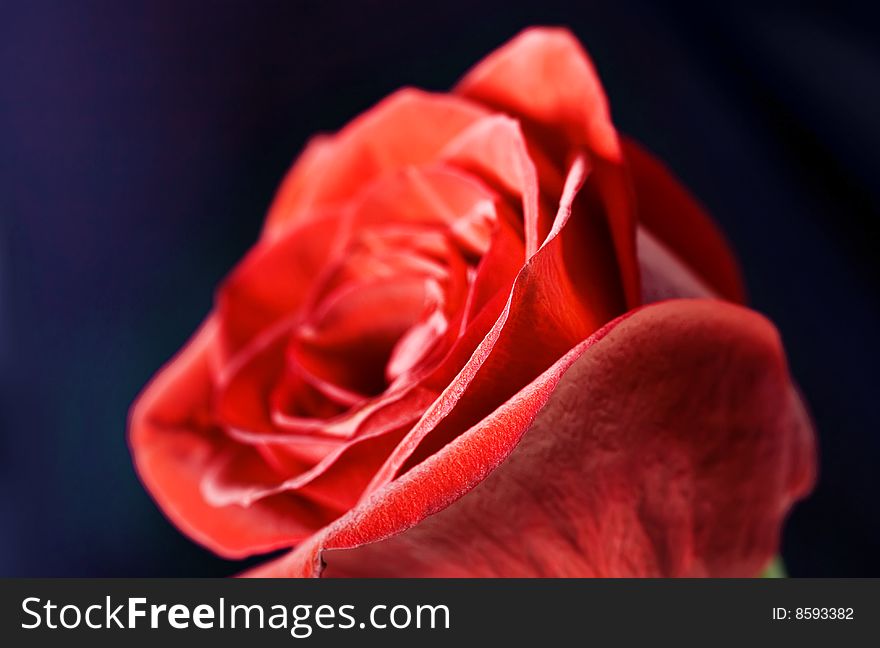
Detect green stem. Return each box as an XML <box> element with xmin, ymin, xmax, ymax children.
<box><xmin>760</xmin><ymin>556</ymin><xmax>787</xmax><ymax>578</ymax></box>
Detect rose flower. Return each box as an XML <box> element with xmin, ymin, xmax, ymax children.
<box><xmin>130</xmin><ymin>28</ymin><xmax>816</xmax><ymax>577</ymax></box>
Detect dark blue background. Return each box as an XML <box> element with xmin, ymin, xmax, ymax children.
<box><xmin>1</xmin><ymin>1</ymin><xmax>877</xmax><ymax>576</ymax></box>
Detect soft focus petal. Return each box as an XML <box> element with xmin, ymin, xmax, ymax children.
<box><xmin>263</xmin><ymin>89</ymin><xmax>488</xmax><ymax>238</ymax></box>
<box><xmin>129</xmin><ymin>320</ymin><xmax>336</xmax><ymax>558</ymax></box>
<box><xmin>216</xmin><ymin>211</ymin><xmax>346</xmax><ymax>365</ymax></box>
<box><xmin>248</xmin><ymin>299</ymin><xmax>815</xmax><ymax>577</ymax></box>
<box><xmin>261</xmin><ymin>135</ymin><xmax>338</xmax><ymax>237</ymax></box>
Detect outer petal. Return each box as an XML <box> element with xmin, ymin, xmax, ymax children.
<box><xmin>457</xmin><ymin>27</ymin><xmax>616</xmax><ymax>159</ymax></box>
<box><xmin>456</xmin><ymin>27</ymin><xmax>641</xmax><ymax>307</ymax></box>
<box><xmin>624</xmin><ymin>137</ymin><xmax>747</xmax><ymax>303</ymax></box>
<box><xmin>262</xmin><ymin>89</ymin><xmax>489</xmax><ymax>238</ymax></box>
<box><xmin>637</xmin><ymin>227</ymin><xmax>718</xmax><ymax>303</ymax></box>
<box><xmin>248</xmin><ymin>299</ymin><xmax>815</xmax><ymax>576</ymax></box>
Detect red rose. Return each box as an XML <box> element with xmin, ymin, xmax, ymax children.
<box><xmin>130</xmin><ymin>28</ymin><xmax>816</xmax><ymax>577</ymax></box>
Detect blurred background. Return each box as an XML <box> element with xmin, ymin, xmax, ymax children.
<box><xmin>1</xmin><ymin>0</ymin><xmax>877</xmax><ymax>576</ymax></box>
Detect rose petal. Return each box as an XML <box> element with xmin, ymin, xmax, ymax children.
<box><xmin>247</xmin><ymin>299</ymin><xmax>816</xmax><ymax>576</ymax></box>
<box><xmin>216</xmin><ymin>211</ymin><xmax>346</xmax><ymax>365</ymax></box>
<box><xmin>462</xmin><ymin>211</ymin><xmax>524</xmax><ymax>325</ymax></box>
<box><xmin>201</xmin><ymin>421</ymin><xmax>414</xmax><ymax>514</ymax></box>
<box><xmin>637</xmin><ymin>226</ymin><xmax>717</xmax><ymax>302</ymax></box>
<box><xmin>205</xmin><ymin>204</ymin><xmax>522</xmax><ymax>515</ymax></box>
<box><xmin>262</xmin><ymin>89</ymin><xmax>488</xmax><ymax>238</ymax></box>
<box><xmin>131</xmin><ymin>322</ymin><xmax>434</xmax><ymax>554</ymax></box>
<box><xmin>291</xmin><ymin>276</ymin><xmax>432</xmax><ymax>399</ymax></box>
<box><xmin>207</xmin><ymin>386</ymin><xmax>438</xmax><ymax>515</ymax></box>
<box><xmin>262</xmin><ymin>134</ymin><xmax>338</xmax><ymax>238</ymax></box>
<box><xmin>457</xmin><ymin>27</ymin><xmax>616</xmax><ymax>159</ymax></box>
<box><xmin>440</xmin><ymin>115</ymin><xmax>547</xmax><ymax>256</ymax></box>
<box><xmin>624</xmin><ymin>137</ymin><xmax>746</xmax><ymax>303</ymax></box>
<box><xmin>217</xmin><ymin>315</ymin><xmax>433</xmax><ymax>443</ymax></box>
<box><xmin>129</xmin><ymin>319</ymin><xmax>337</xmax><ymax>558</ymax></box>
<box><xmin>456</xmin><ymin>27</ymin><xmax>640</xmax><ymax>307</ymax></box>
<box><xmin>362</xmin><ymin>156</ymin><xmax>628</xmax><ymax>495</ymax></box>
<box><xmin>354</xmin><ymin>164</ymin><xmax>499</xmax><ymax>251</ymax></box>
